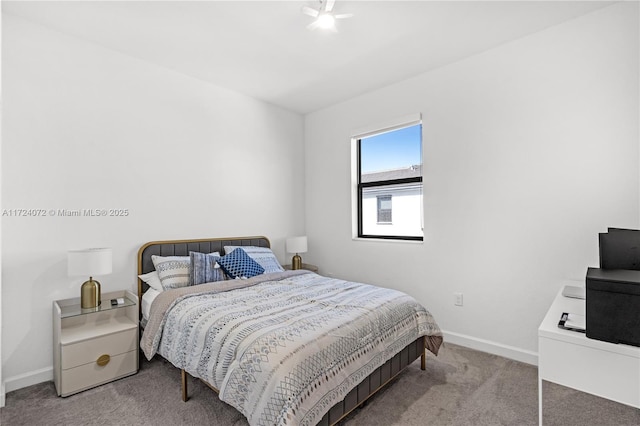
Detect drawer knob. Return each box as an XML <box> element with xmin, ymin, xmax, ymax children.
<box><xmin>96</xmin><ymin>354</ymin><xmax>110</xmax><ymax>366</ymax></box>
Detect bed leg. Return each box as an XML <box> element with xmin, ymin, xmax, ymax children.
<box><xmin>182</xmin><ymin>369</ymin><xmax>189</xmax><ymax>402</ymax></box>
<box><xmin>420</xmin><ymin>337</ymin><xmax>426</xmax><ymax>370</ymax></box>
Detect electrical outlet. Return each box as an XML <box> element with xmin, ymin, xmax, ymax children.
<box><xmin>454</xmin><ymin>292</ymin><xmax>463</xmax><ymax>306</ymax></box>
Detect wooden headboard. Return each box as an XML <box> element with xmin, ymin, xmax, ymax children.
<box><xmin>137</xmin><ymin>236</ymin><xmax>271</xmax><ymax>299</ymax></box>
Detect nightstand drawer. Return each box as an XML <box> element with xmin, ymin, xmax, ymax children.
<box><xmin>61</xmin><ymin>327</ymin><xmax>137</xmax><ymax>369</ymax></box>
<box><xmin>59</xmin><ymin>350</ymin><xmax>137</xmax><ymax>396</ymax></box>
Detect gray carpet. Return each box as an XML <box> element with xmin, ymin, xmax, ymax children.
<box><xmin>1</xmin><ymin>343</ymin><xmax>638</xmax><ymax>426</ymax></box>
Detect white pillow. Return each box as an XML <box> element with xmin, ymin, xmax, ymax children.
<box><xmin>138</xmin><ymin>270</ymin><xmax>164</xmax><ymax>293</ymax></box>
<box><xmin>223</xmin><ymin>246</ymin><xmax>284</xmax><ymax>274</ymax></box>
<box><xmin>151</xmin><ymin>255</ymin><xmax>191</xmax><ymax>290</ymax></box>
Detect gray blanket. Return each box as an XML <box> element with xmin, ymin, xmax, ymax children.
<box><xmin>141</xmin><ymin>270</ymin><xmax>442</xmax><ymax>426</ymax></box>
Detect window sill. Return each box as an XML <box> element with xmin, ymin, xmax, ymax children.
<box><xmin>352</xmin><ymin>237</ymin><xmax>423</xmax><ymax>244</ymax></box>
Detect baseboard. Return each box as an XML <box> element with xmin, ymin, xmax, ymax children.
<box><xmin>1</xmin><ymin>333</ymin><xmax>536</xmax><ymax>396</ymax></box>
<box><xmin>3</xmin><ymin>366</ymin><xmax>53</xmax><ymax>394</ymax></box>
<box><xmin>442</xmin><ymin>330</ymin><xmax>538</xmax><ymax>366</ymax></box>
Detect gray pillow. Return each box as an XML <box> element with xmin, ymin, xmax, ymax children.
<box><xmin>189</xmin><ymin>252</ymin><xmax>226</xmax><ymax>285</ymax></box>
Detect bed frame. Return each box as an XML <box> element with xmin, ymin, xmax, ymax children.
<box><xmin>137</xmin><ymin>236</ymin><xmax>427</xmax><ymax>425</ymax></box>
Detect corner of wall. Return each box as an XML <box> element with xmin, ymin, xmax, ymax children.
<box><xmin>1</xmin><ymin>3</ymin><xmax>4</xmax><ymax>410</ymax></box>
<box><xmin>3</xmin><ymin>367</ymin><xmax>53</xmax><ymax>396</ymax></box>
<box><xmin>443</xmin><ymin>330</ymin><xmax>538</xmax><ymax>366</ymax></box>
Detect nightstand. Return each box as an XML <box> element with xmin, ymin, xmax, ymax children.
<box><xmin>284</xmin><ymin>263</ymin><xmax>319</xmax><ymax>273</ymax></box>
<box><xmin>53</xmin><ymin>290</ymin><xmax>139</xmax><ymax>397</ymax></box>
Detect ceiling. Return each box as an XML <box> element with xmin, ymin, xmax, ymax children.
<box><xmin>3</xmin><ymin>1</ymin><xmax>614</xmax><ymax>114</ymax></box>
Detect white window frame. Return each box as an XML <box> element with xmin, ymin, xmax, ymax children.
<box><xmin>351</xmin><ymin>113</ymin><xmax>424</xmax><ymax>241</ymax></box>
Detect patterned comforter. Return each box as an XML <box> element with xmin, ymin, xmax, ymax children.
<box><xmin>141</xmin><ymin>270</ymin><xmax>442</xmax><ymax>426</ymax></box>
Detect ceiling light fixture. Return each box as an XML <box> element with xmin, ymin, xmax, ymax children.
<box><xmin>316</xmin><ymin>13</ymin><xmax>336</xmax><ymax>30</ymax></box>
<box><xmin>302</xmin><ymin>0</ymin><xmax>353</xmax><ymax>32</ymax></box>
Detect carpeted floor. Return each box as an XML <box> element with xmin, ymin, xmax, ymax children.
<box><xmin>1</xmin><ymin>343</ymin><xmax>638</xmax><ymax>426</ymax></box>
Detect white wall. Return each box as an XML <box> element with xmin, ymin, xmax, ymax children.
<box><xmin>305</xmin><ymin>2</ymin><xmax>639</xmax><ymax>363</ymax></box>
<box><xmin>1</xmin><ymin>14</ymin><xmax>304</xmax><ymax>392</ymax></box>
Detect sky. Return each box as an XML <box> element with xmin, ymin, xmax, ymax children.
<box><xmin>360</xmin><ymin>124</ymin><xmax>422</xmax><ymax>173</ymax></box>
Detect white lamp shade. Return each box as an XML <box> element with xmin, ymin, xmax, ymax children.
<box><xmin>286</xmin><ymin>236</ymin><xmax>308</xmax><ymax>254</ymax></box>
<box><xmin>68</xmin><ymin>248</ymin><xmax>112</xmax><ymax>277</ymax></box>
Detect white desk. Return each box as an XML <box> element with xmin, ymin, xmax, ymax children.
<box><xmin>538</xmin><ymin>289</ymin><xmax>640</xmax><ymax>425</ymax></box>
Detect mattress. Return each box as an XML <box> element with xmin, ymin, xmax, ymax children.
<box><xmin>141</xmin><ymin>287</ymin><xmax>160</xmax><ymax>325</ymax></box>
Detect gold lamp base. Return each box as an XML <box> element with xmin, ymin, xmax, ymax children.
<box><xmin>292</xmin><ymin>254</ymin><xmax>302</xmax><ymax>270</ymax></box>
<box><xmin>81</xmin><ymin>277</ymin><xmax>101</xmax><ymax>309</ymax></box>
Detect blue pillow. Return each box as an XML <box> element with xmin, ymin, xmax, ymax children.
<box><xmin>217</xmin><ymin>248</ymin><xmax>265</xmax><ymax>279</ymax></box>
<box><xmin>189</xmin><ymin>252</ymin><xmax>226</xmax><ymax>285</ymax></box>
<box><xmin>223</xmin><ymin>246</ymin><xmax>284</xmax><ymax>274</ymax></box>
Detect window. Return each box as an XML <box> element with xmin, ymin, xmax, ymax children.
<box><xmin>354</xmin><ymin>117</ymin><xmax>423</xmax><ymax>241</ymax></box>
<box><xmin>377</xmin><ymin>195</ymin><xmax>392</xmax><ymax>223</ymax></box>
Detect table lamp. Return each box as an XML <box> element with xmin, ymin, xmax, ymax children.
<box><xmin>286</xmin><ymin>236</ymin><xmax>307</xmax><ymax>270</ymax></box>
<box><xmin>68</xmin><ymin>248</ymin><xmax>112</xmax><ymax>309</ymax></box>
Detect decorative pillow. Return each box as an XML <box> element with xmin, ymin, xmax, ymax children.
<box><xmin>189</xmin><ymin>251</ymin><xmax>226</xmax><ymax>285</ymax></box>
<box><xmin>151</xmin><ymin>252</ymin><xmax>221</xmax><ymax>290</ymax></box>
<box><xmin>151</xmin><ymin>255</ymin><xmax>191</xmax><ymax>290</ymax></box>
<box><xmin>224</xmin><ymin>246</ymin><xmax>284</xmax><ymax>274</ymax></box>
<box><xmin>138</xmin><ymin>271</ymin><xmax>164</xmax><ymax>293</ymax></box>
<box><xmin>217</xmin><ymin>248</ymin><xmax>265</xmax><ymax>279</ymax></box>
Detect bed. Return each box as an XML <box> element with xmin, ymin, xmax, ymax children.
<box><xmin>138</xmin><ymin>236</ymin><xmax>442</xmax><ymax>426</ymax></box>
